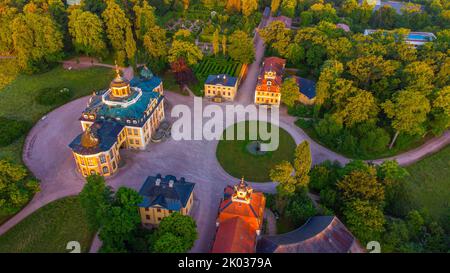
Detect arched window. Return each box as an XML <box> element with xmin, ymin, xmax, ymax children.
<box><xmin>103</xmin><ymin>166</ymin><xmax>109</xmax><ymax>174</ymax></box>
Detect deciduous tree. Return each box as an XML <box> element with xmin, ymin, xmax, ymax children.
<box><xmin>280</xmin><ymin>77</ymin><xmax>299</xmax><ymax>107</ymax></box>
<box><xmin>68</xmin><ymin>9</ymin><xmax>107</xmax><ymax>57</ymax></box>
<box><xmin>228</xmin><ymin>30</ymin><xmax>255</xmax><ymax>64</ymax></box>
<box><xmin>382</xmin><ymin>89</ymin><xmax>431</xmax><ymax>148</ymax></box>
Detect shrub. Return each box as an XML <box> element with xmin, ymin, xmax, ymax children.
<box><xmin>285</xmin><ymin>190</ymin><xmax>317</xmax><ymax>226</ymax></box>
<box><xmin>36</xmin><ymin>87</ymin><xmax>72</xmax><ymax>106</ymax></box>
<box><xmin>0</xmin><ymin>117</ymin><xmax>31</xmax><ymax>147</ymax></box>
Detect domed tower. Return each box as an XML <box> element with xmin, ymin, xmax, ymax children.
<box><xmin>231</xmin><ymin>178</ymin><xmax>253</xmax><ymax>204</ymax></box>
<box><xmin>110</xmin><ymin>62</ymin><xmax>131</xmax><ymax>98</ymax></box>
<box><xmin>80</xmin><ymin>127</ymin><xmax>99</xmax><ymax>148</ymax></box>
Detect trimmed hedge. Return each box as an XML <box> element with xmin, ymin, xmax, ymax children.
<box><xmin>0</xmin><ymin>117</ymin><xmax>31</xmax><ymax>147</ymax></box>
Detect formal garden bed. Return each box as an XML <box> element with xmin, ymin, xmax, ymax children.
<box><xmin>216</xmin><ymin>121</ymin><xmax>296</xmax><ymax>182</ymax></box>
<box><xmin>190</xmin><ymin>56</ymin><xmax>243</xmax><ymax>96</ymax></box>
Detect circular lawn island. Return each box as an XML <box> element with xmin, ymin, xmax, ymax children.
<box><xmin>216</xmin><ymin>121</ymin><xmax>296</xmax><ymax>182</ymax></box>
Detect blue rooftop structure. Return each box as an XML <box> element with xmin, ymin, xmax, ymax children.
<box><xmin>205</xmin><ymin>74</ymin><xmax>238</xmax><ymax>87</ymax></box>
<box><xmin>80</xmin><ymin>67</ymin><xmax>163</xmax><ymax>127</ymax></box>
<box><xmin>69</xmin><ymin>120</ymin><xmax>124</xmax><ymax>155</ymax></box>
<box><xmin>293</xmin><ymin>76</ymin><xmax>316</xmax><ymax>99</ymax></box>
<box><xmin>138</xmin><ymin>174</ymin><xmax>195</xmax><ymax>211</ymax></box>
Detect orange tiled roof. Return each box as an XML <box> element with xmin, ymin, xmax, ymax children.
<box><xmin>218</xmin><ymin>186</ymin><xmax>265</xmax><ymax>231</ymax></box>
<box><xmin>211</xmin><ymin>217</ymin><xmax>256</xmax><ymax>253</ymax></box>
<box><xmin>212</xmin><ymin>181</ymin><xmax>266</xmax><ymax>253</ymax></box>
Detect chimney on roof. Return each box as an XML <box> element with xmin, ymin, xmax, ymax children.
<box><xmin>169</xmin><ymin>180</ymin><xmax>174</xmax><ymax>187</ymax></box>
<box><xmin>155</xmin><ymin>178</ymin><xmax>161</xmax><ymax>186</ymax></box>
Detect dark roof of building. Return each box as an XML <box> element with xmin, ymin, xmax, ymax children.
<box><xmin>69</xmin><ymin>120</ymin><xmax>124</xmax><ymax>155</ymax></box>
<box><xmin>205</xmin><ymin>74</ymin><xmax>238</xmax><ymax>87</ymax></box>
<box><xmin>292</xmin><ymin>76</ymin><xmax>316</xmax><ymax>99</ymax></box>
<box><xmin>138</xmin><ymin>174</ymin><xmax>195</xmax><ymax>211</ymax></box>
<box><xmin>256</xmin><ymin>216</ymin><xmax>365</xmax><ymax>253</ymax></box>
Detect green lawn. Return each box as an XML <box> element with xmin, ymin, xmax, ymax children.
<box><xmin>0</xmin><ymin>196</ymin><xmax>95</xmax><ymax>253</ymax></box>
<box><xmin>403</xmin><ymin>145</ymin><xmax>450</xmax><ymax>223</ymax></box>
<box><xmin>216</xmin><ymin>121</ymin><xmax>297</xmax><ymax>182</ymax></box>
<box><xmin>0</xmin><ymin>66</ymin><xmax>114</xmax><ymax>163</ymax></box>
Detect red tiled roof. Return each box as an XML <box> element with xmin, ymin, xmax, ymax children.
<box><xmin>211</xmin><ymin>217</ymin><xmax>256</xmax><ymax>253</ymax></box>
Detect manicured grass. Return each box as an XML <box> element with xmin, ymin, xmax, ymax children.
<box><xmin>403</xmin><ymin>145</ymin><xmax>450</xmax><ymax>223</ymax></box>
<box><xmin>0</xmin><ymin>196</ymin><xmax>95</xmax><ymax>253</ymax></box>
<box><xmin>0</xmin><ymin>66</ymin><xmax>114</xmax><ymax>163</ymax></box>
<box><xmin>216</xmin><ymin>121</ymin><xmax>297</xmax><ymax>182</ymax></box>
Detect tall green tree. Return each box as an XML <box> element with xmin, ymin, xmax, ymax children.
<box><xmin>152</xmin><ymin>212</ymin><xmax>197</xmax><ymax>253</ymax></box>
<box><xmin>133</xmin><ymin>1</ymin><xmax>156</xmax><ymax>42</ymax></box>
<box><xmin>228</xmin><ymin>30</ymin><xmax>255</xmax><ymax>64</ymax></box>
<box><xmin>269</xmin><ymin>160</ymin><xmax>296</xmax><ymax>195</ymax></box>
<box><xmin>258</xmin><ymin>20</ymin><xmax>292</xmax><ymax>56</ymax></box>
<box><xmin>143</xmin><ymin>25</ymin><xmax>168</xmax><ymax>60</ymax></box>
<box><xmin>271</xmin><ymin>0</ymin><xmax>281</xmax><ymax>14</ymax></box>
<box><xmin>280</xmin><ymin>77</ymin><xmax>299</xmax><ymax>107</ymax></box>
<box><xmin>68</xmin><ymin>9</ymin><xmax>107</xmax><ymax>57</ymax></box>
<box><xmin>102</xmin><ymin>0</ymin><xmax>136</xmax><ymax>65</ymax></box>
<box><xmin>99</xmin><ymin>187</ymin><xmax>143</xmax><ymax>252</ymax></box>
<box><xmin>79</xmin><ymin>175</ymin><xmax>113</xmax><ymax>230</ymax></box>
<box><xmin>293</xmin><ymin>141</ymin><xmax>312</xmax><ymax>188</ymax></box>
<box><xmin>382</xmin><ymin>89</ymin><xmax>431</xmax><ymax>148</ymax></box>
<box><xmin>12</xmin><ymin>9</ymin><xmax>63</xmax><ymax>72</ymax></box>
<box><xmin>212</xmin><ymin>28</ymin><xmax>220</xmax><ymax>56</ymax></box>
<box><xmin>241</xmin><ymin>0</ymin><xmax>258</xmax><ymax>17</ymax></box>
<box><xmin>0</xmin><ymin>160</ymin><xmax>39</xmax><ymax>211</ymax></box>
<box><xmin>0</xmin><ymin>3</ymin><xmax>17</xmax><ymax>55</ymax></box>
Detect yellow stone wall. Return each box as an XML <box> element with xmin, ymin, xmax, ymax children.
<box><xmin>204</xmin><ymin>84</ymin><xmax>238</xmax><ymax>101</ymax></box>
<box><xmin>254</xmin><ymin>91</ymin><xmax>281</xmax><ymax>106</ymax></box>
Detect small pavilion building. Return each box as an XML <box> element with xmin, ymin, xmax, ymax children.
<box><xmin>204</xmin><ymin>74</ymin><xmax>239</xmax><ymax>102</ymax></box>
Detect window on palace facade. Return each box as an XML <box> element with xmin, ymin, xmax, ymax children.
<box><xmin>109</xmin><ymin>150</ymin><xmax>114</xmax><ymax>159</ymax></box>
<box><xmin>90</xmin><ymin>170</ymin><xmax>95</xmax><ymax>175</ymax></box>
<box><xmin>100</xmin><ymin>155</ymin><xmax>106</xmax><ymax>164</ymax></box>
<box><xmin>146</xmin><ymin>215</ymin><xmax>150</xmax><ymax>220</ymax></box>
<box><xmin>133</xmin><ymin>129</ymin><xmax>138</xmax><ymax>135</ymax></box>
<box><xmin>130</xmin><ymin>139</ymin><xmax>134</xmax><ymax>144</ymax></box>
<box><xmin>157</xmin><ymin>217</ymin><xmax>162</xmax><ymax>221</ymax></box>
<box><xmin>102</xmin><ymin>166</ymin><xmax>109</xmax><ymax>174</ymax></box>
<box><xmin>127</xmin><ymin>128</ymin><xmax>132</xmax><ymax>134</ymax></box>
<box><xmin>157</xmin><ymin>208</ymin><xmax>161</xmax><ymax>213</ymax></box>
<box><xmin>136</xmin><ymin>140</ymin><xmax>140</xmax><ymax>145</ymax></box>
<box><xmin>112</xmin><ymin>161</ymin><xmax>116</xmax><ymax>170</ymax></box>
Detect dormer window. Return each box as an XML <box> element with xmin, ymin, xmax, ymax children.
<box><xmin>267</xmin><ymin>81</ymin><xmax>272</xmax><ymax>86</ymax></box>
<box><xmin>133</xmin><ymin>120</ymin><xmax>137</xmax><ymax>124</ymax></box>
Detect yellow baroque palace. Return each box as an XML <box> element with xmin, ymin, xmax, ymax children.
<box><xmin>69</xmin><ymin>66</ymin><xmax>165</xmax><ymax>177</ymax></box>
